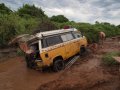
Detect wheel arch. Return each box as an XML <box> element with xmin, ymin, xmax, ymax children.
<box><xmin>52</xmin><ymin>55</ymin><xmax>65</xmax><ymax>72</ymax></box>
<box><xmin>80</xmin><ymin>45</ymin><xmax>86</xmax><ymax>50</ymax></box>
<box><xmin>53</xmin><ymin>55</ymin><xmax>64</xmax><ymax>63</ymax></box>
<box><xmin>79</xmin><ymin>45</ymin><xmax>87</xmax><ymax>56</ymax></box>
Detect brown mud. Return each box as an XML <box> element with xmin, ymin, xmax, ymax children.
<box><xmin>0</xmin><ymin>37</ymin><xmax>120</xmax><ymax>90</ymax></box>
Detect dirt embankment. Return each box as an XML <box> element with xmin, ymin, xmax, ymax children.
<box><xmin>0</xmin><ymin>37</ymin><xmax>120</xmax><ymax>90</ymax></box>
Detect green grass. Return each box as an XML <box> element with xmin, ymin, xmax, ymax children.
<box><xmin>102</xmin><ymin>52</ymin><xmax>120</xmax><ymax>66</ymax></box>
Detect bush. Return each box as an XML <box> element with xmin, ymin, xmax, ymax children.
<box><xmin>0</xmin><ymin>3</ymin><xmax>120</xmax><ymax>48</ymax></box>
<box><xmin>0</xmin><ymin>3</ymin><xmax>12</xmax><ymax>14</ymax></box>
<box><xmin>0</xmin><ymin>14</ymin><xmax>38</xmax><ymax>47</ymax></box>
<box><xmin>102</xmin><ymin>52</ymin><xmax>120</xmax><ymax>66</ymax></box>
<box><xmin>0</xmin><ymin>14</ymin><xmax>17</xmax><ymax>47</ymax></box>
<box><xmin>17</xmin><ymin>4</ymin><xmax>47</xmax><ymax>18</ymax></box>
<box><xmin>50</xmin><ymin>15</ymin><xmax>69</xmax><ymax>23</ymax></box>
<box><xmin>33</xmin><ymin>20</ymin><xmax>58</xmax><ymax>34</ymax></box>
<box><xmin>54</xmin><ymin>21</ymin><xmax>120</xmax><ymax>43</ymax></box>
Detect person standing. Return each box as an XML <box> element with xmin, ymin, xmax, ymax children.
<box><xmin>99</xmin><ymin>31</ymin><xmax>106</xmax><ymax>47</ymax></box>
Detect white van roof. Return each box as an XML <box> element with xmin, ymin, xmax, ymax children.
<box><xmin>9</xmin><ymin>28</ymin><xmax>78</xmax><ymax>44</ymax></box>
<box><xmin>36</xmin><ymin>28</ymin><xmax>77</xmax><ymax>38</ymax></box>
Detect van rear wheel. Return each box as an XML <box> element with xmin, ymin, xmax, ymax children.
<box><xmin>53</xmin><ymin>59</ymin><xmax>65</xmax><ymax>72</ymax></box>
<box><xmin>79</xmin><ymin>47</ymin><xmax>86</xmax><ymax>57</ymax></box>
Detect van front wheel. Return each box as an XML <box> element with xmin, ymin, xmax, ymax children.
<box><xmin>53</xmin><ymin>59</ymin><xmax>65</xmax><ymax>72</ymax></box>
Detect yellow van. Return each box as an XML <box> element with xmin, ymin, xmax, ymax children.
<box><xmin>18</xmin><ymin>28</ymin><xmax>87</xmax><ymax>71</ymax></box>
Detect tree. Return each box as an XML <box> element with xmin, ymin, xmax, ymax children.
<box><xmin>17</xmin><ymin>4</ymin><xmax>47</xmax><ymax>18</ymax></box>
<box><xmin>50</xmin><ymin>15</ymin><xmax>69</xmax><ymax>23</ymax></box>
<box><xmin>33</xmin><ymin>20</ymin><xmax>58</xmax><ymax>34</ymax></box>
<box><xmin>117</xmin><ymin>25</ymin><xmax>120</xmax><ymax>28</ymax></box>
<box><xmin>0</xmin><ymin>3</ymin><xmax>12</xmax><ymax>14</ymax></box>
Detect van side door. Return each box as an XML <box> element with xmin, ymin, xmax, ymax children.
<box><xmin>40</xmin><ymin>35</ymin><xmax>66</xmax><ymax>66</ymax></box>
<box><xmin>61</xmin><ymin>32</ymin><xmax>76</xmax><ymax>59</ymax></box>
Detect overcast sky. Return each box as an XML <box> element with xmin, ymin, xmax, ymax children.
<box><xmin>0</xmin><ymin>0</ymin><xmax>120</xmax><ymax>25</ymax></box>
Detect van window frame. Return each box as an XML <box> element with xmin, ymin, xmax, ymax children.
<box><xmin>60</xmin><ymin>31</ymin><xmax>75</xmax><ymax>42</ymax></box>
<box><xmin>41</xmin><ymin>38</ymin><xmax>47</xmax><ymax>48</ymax></box>
<box><xmin>41</xmin><ymin>31</ymin><xmax>77</xmax><ymax>48</ymax></box>
<box><xmin>72</xmin><ymin>31</ymin><xmax>82</xmax><ymax>39</ymax></box>
<box><xmin>30</xmin><ymin>42</ymin><xmax>39</xmax><ymax>51</ymax></box>
<box><xmin>42</xmin><ymin>34</ymin><xmax>63</xmax><ymax>48</ymax></box>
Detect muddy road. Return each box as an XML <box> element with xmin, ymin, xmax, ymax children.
<box><xmin>0</xmin><ymin>37</ymin><xmax>120</xmax><ymax>90</ymax></box>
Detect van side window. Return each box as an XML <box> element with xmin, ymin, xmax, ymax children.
<box><xmin>61</xmin><ymin>34</ymin><xmax>67</xmax><ymax>42</ymax></box>
<box><xmin>41</xmin><ymin>39</ymin><xmax>47</xmax><ymax>48</ymax></box>
<box><xmin>61</xmin><ymin>32</ymin><xmax>74</xmax><ymax>42</ymax></box>
<box><xmin>46</xmin><ymin>35</ymin><xmax>62</xmax><ymax>46</ymax></box>
<box><xmin>72</xmin><ymin>32</ymin><xmax>82</xmax><ymax>38</ymax></box>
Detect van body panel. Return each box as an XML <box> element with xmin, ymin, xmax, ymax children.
<box><xmin>63</xmin><ymin>40</ymin><xmax>76</xmax><ymax>59</ymax></box>
<box><xmin>40</xmin><ymin>43</ymin><xmax>66</xmax><ymax>66</ymax></box>
<box><xmin>72</xmin><ymin>38</ymin><xmax>81</xmax><ymax>53</ymax></box>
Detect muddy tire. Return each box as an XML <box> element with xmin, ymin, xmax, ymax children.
<box><xmin>53</xmin><ymin>59</ymin><xmax>65</xmax><ymax>72</ymax></box>
<box><xmin>25</xmin><ymin>55</ymin><xmax>34</xmax><ymax>69</ymax></box>
<box><xmin>79</xmin><ymin>47</ymin><xmax>87</xmax><ymax>57</ymax></box>
<box><xmin>27</xmin><ymin>61</ymin><xmax>33</xmax><ymax>69</ymax></box>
